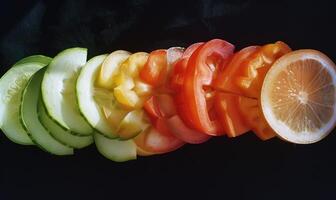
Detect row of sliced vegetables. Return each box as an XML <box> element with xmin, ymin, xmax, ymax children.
<box><xmin>1</xmin><ymin>39</ymin><xmax>335</xmax><ymax>161</ymax></box>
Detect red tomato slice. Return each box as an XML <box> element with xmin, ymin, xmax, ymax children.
<box><xmin>166</xmin><ymin>115</ymin><xmax>211</xmax><ymax>144</ymax></box>
<box><xmin>213</xmin><ymin>46</ymin><xmax>260</xmax><ymax>94</ymax></box>
<box><xmin>182</xmin><ymin>42</ymin><xmax>205</xmax><ymax>59</ymax></box>
<box><xmin>169</xmin><ymin>43</ymin><xmax>204</xmax><ymax>91</ymax></box>
<box><xmin>167</xmin><ymin>47</ymin><xmax>185</xmax><ymax>67</ymax></box>
<box><xmin>134</xmin><ymin>118</ymin><xmax>185</xmax><ymax>154</ymax></box>
<box><xmin>136</xmin><ymin>145</ymin><xmax>157</xmax><ymax>156</ymax></box>
<box><xmin>143</xmin><ymin>93</ymin><xmax>209</xmax><ymax>144</ymax></box>
<box><xmin>237</xmin><ymin>41</ymin><xmax>291</xmax><ymax>98</ymax></box>
<box><xmin>238</xmin><ymin>97</ymin><xmax>275</xmax><ymax>140</ymax></box>
<box><xmin>214</xmin><ymin>92</ymin><xmax>250</xmax><ymax>137</ymax></box>
<box><xmin>143</xmin><ymin>94</ymin><xmax>176</xmax><ymax>119</ymax></box>
<box><xmin>139</xmin><ymin>49</ymin><xmax>167</xmax><ymax>87</ymax></box>
<box><xmin>183</xmin><ymin>39</ymin><xmax>234</xmax><ymax>135</ymax></box>
<box><xmin>170</xmin><ymin>42</ymin><xmax>204</xmax><ymax>128</ymax></box>
<box><xmin>155</xmin><ymin>94</ymin><xmax>176</xmax><ymax>118</ymax></box>
<box><xmin>214</xmin><ymin>42</ymin><xmax>291</xmax><ymax>98</ymax></box>
<box><xmin>143</xmin><ymin>96</ymin><xmax>161</xmax><ymax>123</ymax></box>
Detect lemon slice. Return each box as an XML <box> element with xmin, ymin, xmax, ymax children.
<box><xmin>261</xmin><ymin>49</ymin><xmax>336</xmax><ymax>144</ymax></box>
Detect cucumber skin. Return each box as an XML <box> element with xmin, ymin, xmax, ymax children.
<box><xmin>14</xmin><ymin>55</ymin><xmax>52</xmax><ymax>67</ymax></box>
<box><xmin>94</xmin><ymin>133</ymin><xmax>137</xmax><ymax>162</ymax></box>
<box><xmin>76</xmin><ymin>54</ymin><xmax>119</xmax><ymax>139</ymax></box>
<box><xmin>37</xmin><ymin>96</ymin><xmax>93</xmax><ymax>149</ymax></box>
<box><xmin>20</xmin><ymin>67</ymin><xmax>73</xmax><ymax>155</ymax></box>
<box><xmin>41</xmin><ymin>47</ymin><xmax>94</xmax><ymax>136</ymax></box>
<box><xmin>0</xmin><ymin>56</ymin><xmax>52</xmax><ymax>145</ymax></box>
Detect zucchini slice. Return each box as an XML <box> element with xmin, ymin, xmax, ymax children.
<box><xmin>0</xmin><ymin>56</ymin><xmax>51</xmax><ymax>145</ymax></box>
<box><xmin>41</xmin><ymin>48</ymin><xmax>93</xmax><ymax>135</ymax></box>
<box><xmin>94</xmin><ymin>133</ymin><xmax>136</xmax><ymax>162</ymax></box>
<box><xmin>37</xmin><ymin>96</ymin><xmax>93</xmax><ymax>149</ymax></box>
<box><xmin>21</xmin><ymin>68</ymin><xmax>73</xmax><ymax>155</ymax></box>
<box><xmin>76</xmin><ymin>54</ymin><xmax>119</xmax><ymax>138</ymax></box>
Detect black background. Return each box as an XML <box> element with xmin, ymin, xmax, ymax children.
<box><xmin>1</xmin><ymin>0</ymin><xmax>336</xmax><ymax>199</ymax></box>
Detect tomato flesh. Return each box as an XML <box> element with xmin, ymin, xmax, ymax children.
<box><xmin>136</xmin><ymin>145</ymin><xmax>156</xmax><ymax>156</ymax></box>
<box><xmin>139</xmin><ymin>50</ymin><xmax>168</xmax><ymax>87</ymax></box>
<box><xmin>143</xmin><ymin>93</ymin><xmax>209</xmax><ymax>144</ymax></box>
<box><xmin>238</xmin><ymin>41</ymin><xmax>291</xmax><ymax>98</ymax></box>
<box><xmin>167</xmin><ymin>115</ymin><xmax>211</xmax><ymax>144</ymax></box>
<box><xmin>143</xmin><ymin>95</ymin><xmax>161</xmax><ymax>122</ymax></box>
<box><xmin>214</xmin><ymin>92</ymin><xmax>250</xmax><ymax>137</ymax></box>
<box><xmin>134</xmin><ymin>119</ymin><xmax>185</xmax><ymax>154</ymax></box>
<box><xmin>182</xmin><ymin>39</ymin><xmax>234</xmax><ymax>135</ymax></box>
<box><xmin>169</xmin><ymin>43</ymin><xmax>204</xmax><ymax>91</ymax></box>
<box><xmin>213</xmin><ymin>46</ymin><xmax>260</xmax><ymax>94</ymax></box>
<box><xmin>238</xmin><ymin>97</ymin><xmax>276</xmax><ymax>140</ymax></box>
<box><xmin>169</xmin><ymin>45</ymin><xmax>203</xmax><ymax>128</ymax></box>
<box><xmin>214</xmin><ymin>42</ymin><xmax>291</xmax><ymax>98</ymax></box>
<box><xmin>142</xmin><ymin>43</ymin><xmax>212</xmax><ymax>144</ymax></box>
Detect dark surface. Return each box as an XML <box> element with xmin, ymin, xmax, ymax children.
<box><xmin>1</xmin><ymin>0</ymin><xmax>336</xmax><ymax>199</ymax></box>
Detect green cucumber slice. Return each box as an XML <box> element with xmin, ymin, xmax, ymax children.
<box><xmin>37</xmin><ymin>96</ymin><xmax>93</xmax><ymax>149</ymax></box>
<box><xmin>76</xmin><ymin>54</ymin><xmax>119</xmax><ymax>138</ymax></box>
<box><xmin>21</xmin><ymin>68</ymin><xmax>73</xmax><ymax>155</ymax></box>
<box><xmin>14</xmin><ymin>55</ymin><xmax>52</xmax><ymax>67</ymax></box>
<box><xmin>94</xmin><ymin>133</ymin><xmax>136</xmax><ymax>162</ymax></box>
<box><xmin>41</xmin><ymin>48</ymin><xmax>93</xmax><ymax>135</ymax></box>
<box><xmin>0</xmin><ymin>58</ymin><xmax>49</xmax><ymax>145</ymax></box>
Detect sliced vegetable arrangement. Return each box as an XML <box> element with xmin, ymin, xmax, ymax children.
<box><xmin>1</xmin><ymin>39</ymin><xmax>336</xmax><ymax>162</ymax></box>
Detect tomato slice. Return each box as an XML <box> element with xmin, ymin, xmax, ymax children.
<box><xmin>168</xmin><ymin>42</ymin><xmax>214</xmax><ymax>142</ymax></box>
<box><xmin>143</xmin><ymin>96</ymin><xmax>161</xmax><ymax>122</ymax></box>
<box><xmin>182</xmin><ymin>39</ymin><xmax>234</xmax><ymax>135</ymax></box>
<box><xmin>214</xmin><ymin>92</ymin><xmax>250</xmax><ymax>137</ymax></box>
<box><xmin>134</xmin><ymin>118</ymin><xmax>185</xmax><ymax>154</ymax></box>
<box><xmin>142</xmin><ymin>42</ymin><xmax>219</xmax><ymax>144</ymax></box>
<box><xmin>213</xmin><ymin>46</ymin><xmax>260</xmax><ymax>94</ymax></box>
<box><xmin>143</xmin><ymin>94</ymin><xmax>176</xmax><ymax>122</ymax></box>
<box><xmin>214</xmin><ymin>42</ymin><xmax>291</xmax><ymax>98</ymax></box>
<box><xmin>139</xmin><ymin>50</ymin><xmax>168</xmax><ymax>87</ymax></box>
<box><xmin>171</xmin><ymin>43</ymin><xmax>207</xmax><ymax>128</ymax></box>
<box><xmin>238</xmin><ymin>97</ymin><xmax>276</xmax><ymax>140</ymax></box>
<box><xmin>166</xmin><ymin>115</ymin><xmax>211</xmax><ymax>144</ymax></box>
<box><xmin>143</xmin><ymin>93</ymin><xmax>209</xmax><ymax>144</ymax></box>
<box><xmin>136</xmin><ymin>145</ymin><xmax>156</xmax><ymax>156</ymax></box>
<box><xmin>155</xmin><ymin>94</ymin><xmax>176</xmax><ymax>118</ymax></box>
<box><xmin>169</xmin><ymin>43</ymin><xmax>204</xmax><ymax>91</ymax></box>
<box><xmin>237</xmin><ymin>41</ymin><xmax>291</xmax><ymax>98</ymax></box>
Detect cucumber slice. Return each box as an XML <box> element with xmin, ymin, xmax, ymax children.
<box><xmin>0</xmin><ymin>58</ymin><xmax>49</xmax><ymax>145</ymax></box>
<box><xmin>76</xmin><ymin>55</ymin><xmax>119</xmax><ymax>138</ymax></box>
<box><xmin>94</xmin><ymin>133</ymin><xmax>136</xmax><ymax>162</ymax></box>
<box><xmin>14</xmin><ymin>55</ymin><xmax>52</xmax><ymax>66</ymax></box>
<box><xmin>21</xmin><ymin>68</ymin><xmax>73</xmax><ymax>155</ymax></box>
<box><xmin>41</xmin><ymin>48</ymin><xmax>93</xmax><ymax>135</ymax></box>
<box><xmin>37</xmin><ymin>96</ymin><xmax>93</xmax><ymax>149</ymax></box>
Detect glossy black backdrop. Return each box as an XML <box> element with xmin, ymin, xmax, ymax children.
<box><xmin>0</xmin><ymin>0</ymin><xmax>336</xmax><ymax>199</ymax></box>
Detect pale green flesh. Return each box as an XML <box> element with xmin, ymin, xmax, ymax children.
<box><xmin>94</xmin><ymin>133</ymin><xmax>136</xmax><ymax>162</ymax></box>
<box><xmin>0</xmin><ymin>61</ymin><xmax>48</xmax><ymax>145</ymax></box>
<box><xmin>76</xmin><ymin>54</ymin><xmax>119</xmax><ymax>138</ymax></box>
<box><xmin>21</xmin><ymin>68</ymin><xmax>73</xmax><ymax>155</ymax></box>
<box><xmin>37</xmin><ymin>96</ymin><xmax>93</xmax><ymax>149</ymax></box>
<box><xmin>41</xmin><ymin>48</ymin><xmax>93</xmax><ymax>135</ymax></box>
<box><xmin>14</xmin><ymin>55</ymin><xmax>52</xmax><ymax>67</ymax></box>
